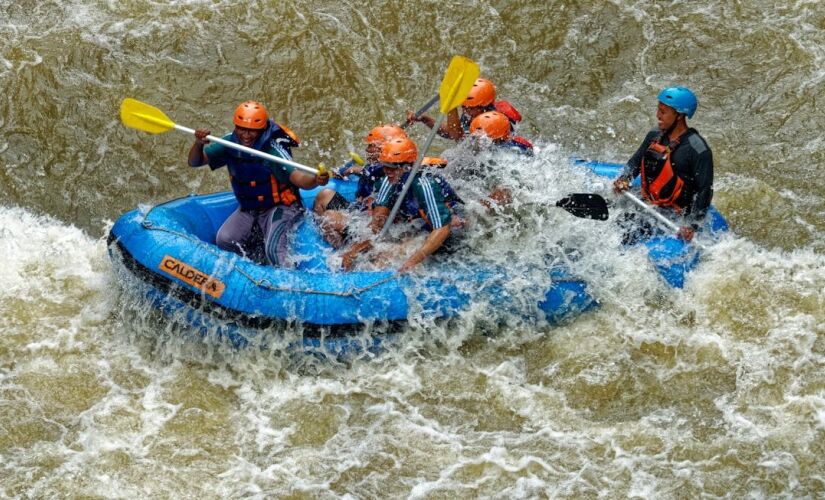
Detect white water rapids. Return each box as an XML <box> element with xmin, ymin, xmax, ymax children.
<box><xmin>1</xmin><ymin>0</ymin><xmax>823</xmax><ymax>497</ymax></box>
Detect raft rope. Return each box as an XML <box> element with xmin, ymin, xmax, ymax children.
<box><xmin>140</xmin><ymin>199</ymin><xmax>400</xmax><ymax>299</ymax></box>
<box><xmin>137</xmin><ymin>197</ymin><xmax>581</xmax><ymax>299</ymax></box>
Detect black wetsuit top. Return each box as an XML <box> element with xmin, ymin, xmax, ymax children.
<box><xmin>620</xmin><ymin>128</ymin><xmax>714</xmax><ymax>227</ymax></box>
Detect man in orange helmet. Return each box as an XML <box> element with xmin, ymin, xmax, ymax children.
<box><xmin>453</xmin><ymin>111</ymin><xmax>535</xmax><ymax>209</ymax></box>
<box><xmin>340</xmin><ymin>137</ymin><xmax>464</xmax><ymax>273</ymax></box>
<box><xmin>315</xmin><ymin>124</ymin><xmax>449</xmax><ymax>248</ymax></box>
<box><xmin>188</xmin><ymin>101</ymin><xmax>329</xmax><ymax>266</ymax></box>
<box><xmin>469</xmin><ymin>111</ymin><xmax>533</xmax><ymax>155</ymax></box>
<box><xmin>409</xmin><ymin>77</ymin><xmax>523</xmax><ymax>141</ymax></box>
<box><xmin>334</xmin><ymin>124</ymin><xmax>409</xmax><ymax>207</ymax></box>
<box><xmin>312</xmin><ymin>124</ymin><xmax>409</xmax><ymax>248</ymax></box>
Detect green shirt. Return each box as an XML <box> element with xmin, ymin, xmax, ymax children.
<box><xmin>373</xmin><ymin>173</ymin><xmax>455</xmax><ymax>230</ymax></box>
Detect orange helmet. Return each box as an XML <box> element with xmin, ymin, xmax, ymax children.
<box><xmin>379</xmin><ymin>137</ymin><xmax>418</xmax><ymax>164</ymax></box>
<box><xmin>422</xmin><ymin>156</ymin><xmax>448</xmax><ymax>167</ymax></box>
<box><xmin>364</xmin><ymin>124</ymin><xmax>407</xmax><ymax>144</ymax></box>
<box><xmin>470</xmin><ymin>111</ymin><xmax>511</xmax><ymax>141</ymax></box>
<box><xmin>233</xmin><ymin>101</ymin><xmax>268</xmax><ymax>129</ymax></box>
<box><xmin>463</xmin><ymin>78</ymin><xmax>496</xmax><ymax>107</ymax></box>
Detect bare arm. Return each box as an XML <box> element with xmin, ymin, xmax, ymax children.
<box><xmin>368</xmin><ymin>206</ymin><xmax>389</xmax><ymax>234</ymax></box>
<box><xmin>398</xmin><ymin>225</ymin><xmax>450</xmax><ymax>273</ymax></box>
<box><xmin>341</xmin><ymin>206</ymin><xmax>388</xmax><ymax>271</ymax></box>
<box><xmin>408</xmin><ymin>110</ymin><xmax>435</xmax><ymax>129</ymax></box>
<box><xmin>188</xmin><ymin>128</ymin><xmax>210</xmax><ymax>167</ymax></box>
<box><xmin>289</xmin><ymin>169</ymin><xmax>330</xmax><ymax>190</ymax></box>
<box><xmin>440</xmin><ymin>109</ymin><xmax>464</xmax><ymax>141</ymax></box>
<box><xmin>340</xmin><ymin>239</ymin><xmax>374</xmax><ymax>271</ymax></box>
<box><xmin>409</xmin><ymin>109</ymin><xmax>463</xmax><ymax>140</ymax></box>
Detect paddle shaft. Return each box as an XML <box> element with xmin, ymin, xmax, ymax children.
<box><xmin>623</xmin><ymin>191</ymin><xmax>708</xmax><ymax>249</ymax></box>
<box><xmin>373</xmin><ymin>55</ymin><xmax>478</xmax><ymax>242</ymax></box>
<box><xmin>177</xmin><ymin>124</ymin><xmax>319</xmax><ymax>176</ymax></box>
<box><xmin>401</xmin><ymin>94</ymin><xmax>439</xmax><ymax>130</ymax></box>
<box><xmin>376</xmin><ymin>114</ymin><xmax>445</xmax><ymax>240</ymax></box>
<box><xmin>622</xmin><ymin>192</ymin><xmax>679</xmax><ymax>232</ymax></box>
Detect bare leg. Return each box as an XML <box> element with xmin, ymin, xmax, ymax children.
<box><xmin>313</xmin><ymin>189</ymin><xmax>351</xmax><ymax>249</ymax></box>
<box><xmin>313</xmin><ymin>188</ymin><xmax>337</xmax><ymax>215</ymax></box>
<box><xmin>318</xmin><ymin>210</ymin><xmax>349</xmax><ymax>249</ymax></box>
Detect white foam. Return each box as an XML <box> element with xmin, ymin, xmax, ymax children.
<box><xmin>0</xmin><ymin>205</ymin><xmax>115</xmax><ymax>327</ymax></box>
<box><xmin>2</xmin><ymin>0</ymin><xmax>824</xmax><ymax>495</ymax></box>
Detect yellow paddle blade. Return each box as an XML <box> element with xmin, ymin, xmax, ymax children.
<box><xmin>348</xmin><ymin>151</ymin><xmax>365</xmax><ymax>166</ymax></box>
<box><xmin>438</xmin><ymin>56</ymin><xmax>480</xmax><ymax>114</ymax></box>
<box><xmin>120</xmin><ymin>98</ymin><xmax>175</xmax><ymax>134</ymax></box>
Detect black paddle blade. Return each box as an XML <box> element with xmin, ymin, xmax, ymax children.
<box><xmin>555</xmin><ymin>193</ymin><xmax>609</xmax><ymax>220</ymax></box>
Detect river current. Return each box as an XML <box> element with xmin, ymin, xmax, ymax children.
<box><xmin>1</xmin><ymin>1</ymin><xmax>823</xmax><ymax>497</ymax></box>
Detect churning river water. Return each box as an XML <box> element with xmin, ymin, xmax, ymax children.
<box><xmin>1</xmin><ymin>0</ymin><xmax>823</xmax><ymax>497</ymax></box>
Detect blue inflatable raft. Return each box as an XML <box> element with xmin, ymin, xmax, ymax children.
<box><xmin>108</xmin><ymin>177</ymin><xmax>598</xmax><ymax>349</ymax></box>
<box><xmin>572</xmin><ymin>159</ymin><xmax>729</xmax><ymax>288</ymax></box>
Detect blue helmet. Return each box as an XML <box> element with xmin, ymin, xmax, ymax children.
<box><xmin>657</xmin><ymin>87</ymin><xmax>698</xmax><ymax>118</ymax></box>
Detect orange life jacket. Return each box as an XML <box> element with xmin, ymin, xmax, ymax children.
<box><xmin>640</xmin><ymin>137</ymin><xmax>685</xmax><ymax>212</ymax></box>
<box><xmin>269</xmin><ymin>176</ymin><xmax>299</xmax><ymax>206</ymax></box>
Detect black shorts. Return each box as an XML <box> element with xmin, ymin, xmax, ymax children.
<box><xmin>325</xmin><ymin>191</ymin><xmax>351</xmax><ymax>211</ymax></box>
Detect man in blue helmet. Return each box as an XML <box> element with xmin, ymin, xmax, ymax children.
<box><xmin>613</xmin><ymin>87</ymin><xmax>714</xmax><ymax>243</ymax></box>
